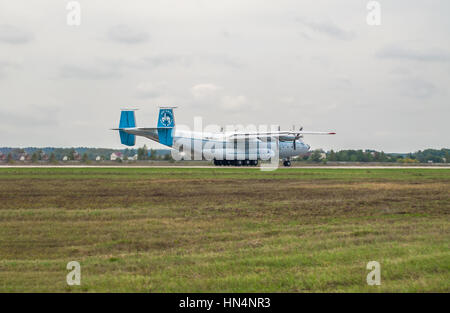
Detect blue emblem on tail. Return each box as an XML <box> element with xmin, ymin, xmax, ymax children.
<box><xmin>157</xmin><ymin>108</ymin><xmax>175</xmax><ymax>147</ymax></box>
<box><xmin>158</xmin><ymin>109</ymin><xmax>174</xmax><ymax>128</ymax></box>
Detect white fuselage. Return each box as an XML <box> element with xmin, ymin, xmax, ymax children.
<box><xmin>169</xmin><ymin>130</ymin><xmax>310</xmax><ymax>161</ymax></box>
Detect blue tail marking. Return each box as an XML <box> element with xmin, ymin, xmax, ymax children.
<box><xmin>157</xmin><ymin>108</ymin><xmax>175</xmax><ymax>147</ymax></box>
<box><xmin>119</xmin><ymin>110</ymin><xmax>136</xmax><ymax>146</ymax></box>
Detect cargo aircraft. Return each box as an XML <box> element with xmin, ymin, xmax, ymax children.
<box><xmin>112</xmin><ymin>107</ymin><xmax>335</xmax><ymax>166</ymax></box>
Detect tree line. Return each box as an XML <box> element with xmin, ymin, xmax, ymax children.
<box><xmin>1</xmin><ymin>147</ymin><xmax>448</xmax><ymax>164</ymax></box>
<box><xmin>0</xmin><ymin>146</ymin><xmax>171</xmax><ymax>163</ymax></box>
<box><xmin>302</xmin><ymin>148</ymin><xmax>449</xmax><ymax>163</ymax></box>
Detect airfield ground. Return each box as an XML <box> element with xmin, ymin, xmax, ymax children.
<box><xmin>0</xmin><ymin>168</ymin><xmax>448</xmax><ymax>292</ymax></box>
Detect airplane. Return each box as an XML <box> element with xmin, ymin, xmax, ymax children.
<box><xmin>112</xmin><ymin>107</ymin><xmax>335</xmax><ymax>167</ymax></box>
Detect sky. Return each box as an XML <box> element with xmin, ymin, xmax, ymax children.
<box><xmin>0</xmin><ymin>0</ymin><xmax>449</xmax><ymax>152</ymax></box>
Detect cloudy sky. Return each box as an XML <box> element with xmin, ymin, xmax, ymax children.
<box><xmin>0</xmin><ymin>0</ymin><xmax>449</xmax><ymax>152</ymax></box>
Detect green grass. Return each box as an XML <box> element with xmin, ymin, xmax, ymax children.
<box><xmin>0</xmin><ymin>168</ymin><xmax>448</xmax><ymax>292</ymax></box>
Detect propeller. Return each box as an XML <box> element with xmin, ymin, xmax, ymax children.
<box><xmin>292</xmin><ymin>126</ymin><xmax>303</xmax><ymax>150</ymax></box>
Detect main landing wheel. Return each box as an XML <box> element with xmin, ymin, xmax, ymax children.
<box><xmin>250</xmin><ymin>160</ymin><xmax>259</xmax><ymax>166</ymax></box>
<box><xmin>283</xmin><ymin>160</ymin><xmax>291</xmax><ymax>167</ymax></box>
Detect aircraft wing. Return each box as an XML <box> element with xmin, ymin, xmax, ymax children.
<box><xmin>226</xmin><ymin>131</ymin><xmax>336</xmax><ymax>140</ymax></box>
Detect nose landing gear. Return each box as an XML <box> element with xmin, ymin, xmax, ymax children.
<box><xmin>283</xmin><ymin>159</ymin><xmax>291</xmax><ymax>167</ymax></box>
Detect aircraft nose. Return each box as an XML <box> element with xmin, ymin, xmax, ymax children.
<box><xmin>306</xmin><ymin>144</ymin><xmax>310</xmax><ymax>150</ymax></box>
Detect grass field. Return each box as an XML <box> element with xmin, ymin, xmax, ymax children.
<box><xmin>0</xmin><ymin>168</ymin><xmax>448</xmax><ymax>292</ymax></box>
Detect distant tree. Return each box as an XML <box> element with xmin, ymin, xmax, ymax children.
<box><xmin>379</xmin><ymin>151</ymin><xmax>388</xmax><ymax>162</ymax></box>
<box><xmin>336</xmin><ymin>150</ymin><xmax>348</xmax><ymax>161</ymax></box>
<box><xmin>355</xmin><ymin>150</ymin><xmax>365</xmax><ymax>162</ymax></box>
<box><xmin>49</xmin><ymin>153</ymin><xmax>57</xmax><ymax>164</ymax></box>
<box><xmin>68</xmin><ymin>148</ymin><xmax>76</xmax><ymax>161</ymax></box>
<box><xmin>82</xmin><ymin>153</ymin><xmax>89</xmax><ymax>163</ymax></box>
<box><xmin>309</xmin><ymin>150</ymin><xmax>322</xmax><ymax>163</ymax></box>
<box><xmin>138</xmin><ymin>145</ymin><xmax>148</xmax><ymax>160</ymax></box>
<box><xmin>301</xmin><ymin>154</ymin><xmax>309</xmax><ymax>161</ymax></box>
<box><xmin>14</xmin><ymin>148</ymin><xmax>25</xmax><ymax>156</ymax></box>
<box><xmin>7</xmin><ymin>153</ymin><xmax>14</xmax><ymax>164</ymax></box>
<box><xmin>364</xmin><ymin>150</ymin><xmax>374</xmax><ymax>162</ymax></box>
<box><xmin>36</xmin><ymin>149</ymin><xmax>43</xmax><ymax>161</ymax></box>
<box><xmin>327</xmin><ymin>150</ymin><xmax>337</xmax><ymax>161</ymax></box>
<box><xmin>31</xmin><ymin>152</ymin><xmax>38</xmax><ymax>163</ymax></box>
<box><xmin>137</xmin><ymin>148</ymin><xmax>143</xmax><ymax>160</ymax></box>
<box><xmin>398</xmin><ymin>157</ymin><xmax>419</xmax><ymax>164</ymax></box>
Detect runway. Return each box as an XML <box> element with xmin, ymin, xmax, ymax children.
<box><xmin>1</xmin><ymin>165</ymin><xmax>450</xmax><ymax>169</ymax></box>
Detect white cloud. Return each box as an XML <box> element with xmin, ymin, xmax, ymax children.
<box><xmin>107</xmin><ymin>25</ymin><xmax>149</xmax><ymax>44</ymax></box>
<box><xmin>135</xmin><ymin>81</ymin><xmax>166</xmax><ymax>99</ymax></box>
<box><xmin>59</xmin><ymin>64</ymin><xmax>121</xmax><ymax>80</ymax></box>
<box><xmin>191</xmin><ymin>83</ymin><xmax>222</xmax><ymax>99</ymax></box>
<box><xmin>0</xmin><ymin>61</ymin><xmax>19</xmax><ymax>78</ymax></box>
<box><xmin>0</xmin><ymin>24</ymin><xmax>33</xmax><ymax>44</ymax></box>
<box><xmin>398</xmin><ymin>78</ymin><xmax>436</xmax><ymax>99</ymax></box>
<box><xmin>296</xmin><ymin>18</ymin><xmax>355</xmax><ymax>41</ymax></box>
<box><xmin>220</xmin><ymin>95</ymin><xmax>247</xmax><ymax>111</ymax></box>
<box><xmin>377</xmin><ymin>44</ymin><xmax>450</xmax><ymax>63</ymax></box>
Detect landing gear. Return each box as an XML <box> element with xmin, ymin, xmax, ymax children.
<box><xmin>214</xmin><ymin>160</ymin><xmax>224</xmax><ymax>166</ymax></box>
<box><xmin>213</xmin><ymin>159</ymin><xmax>259</xmax><ymax>166</ymax></box>
<box><xmin>283</xmin><ymin>160</ymin><xmax>291</xmax><ymax>167</ymax></box>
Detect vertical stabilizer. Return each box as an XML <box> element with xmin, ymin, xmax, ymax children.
<box><xmin>118</xmin><ymin>110</ymin><xmax>137</xmax><ymax>146</ymax></box>
<box><xmin>157</xmin><ymin>107</ymin><xmax>176</xmax><ymax>147</ymax></box>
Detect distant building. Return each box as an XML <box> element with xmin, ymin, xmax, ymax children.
<box><xmin>95</xmin><ymin>156</ymin><xmax>102</xmax><ymax>161</ymax></box>
<box><xmin>110</xmin><ymin>152</ymin><xmax>123</xmax><ymax>161</ymax></box>
<box><xmin>62</xmin><ymin>156</ymin><xmax>68</xmax><ymax>161</ymax></box>
<box><xmin>130</xmin><ymin>154</ymin><xmax>138</xmax><ymax>161</ymax></box>
<box><xmin>0</xmin><ymin>153</ymin><xmax>6</xmax><ymax>161</ymax></box>
<box><xmin>18</xmin><ymin>153</ymin><xmax>28</xmax><ymax>161</ymax></box>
